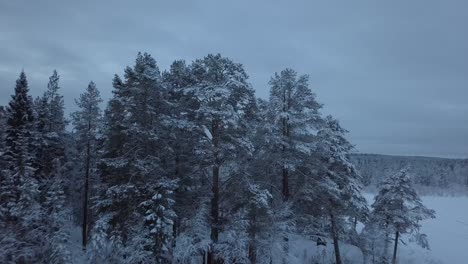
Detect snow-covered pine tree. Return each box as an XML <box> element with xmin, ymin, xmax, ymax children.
<box><xmin>137</xmin><ymin>178</ymin><xmax>178</xmax><ymax>264</ymax></box>
<box><xmin>240</xmin><ymin>98</ymin><xmax>292</xmax><ymax>264</ymax></box>
<box><xmin>31</xmin><ymin>72</ymin><xmax>68</xmax><ymax>245</ymax></box>
<box><xmin>371</xmin><ymin>168</ymin><xmax>435</xmax><ymax>264</ymax></box>
<box><xmin>266</xmin><ymin>69</ymin><xmax>323</xmax><ymax>263</ymax></box>
<box><xmin>267</xmin><ymin>69</ymin><xmax>322</xmax><ymax>202</ymax></box>
<box><xmin>314</xmin><ymin>115</ymin><xmax>369</xmax><ymax>264</ymax></box>
<box><xmin>93</xmin><ymin>73</ymin><xmax>131</xmax><ymax>261</ymax></box>
<box><xmin>33</xmin><ymin>70</ymin><xmax>67</xmax><ymax>179</ymax></box>
<box><xmin>43</xmin><ymin>158</ymin><xmax>74</xmax><ymax>264</ymax></box>
<box><xmin>101</xmin><ymin>74</ymin><xmax>127</xmax><ymax>161</ymax></box>
<box><xmin>187</xmin><ymin>54</ymin><xmax>256</xmax><ymax>264</ymax></box>
<box><xmin>32</xmin><ymin>95</ymin><xmax>51</xmax><ymax>180</ymax></box>
<box><xmin>0</xmin><ymin>71</ymin><xmax>44</xmax><ymax>263</ymax></box>
<box><xmin>46</xmin><ymin>70</ymin><xmax>67</xmax><ymax>134</ymax></box>
<box><xmin>71</xmin><ymin>81</ymin><xmax>103</xmax><ymax>249</ymax></box>
<box><xmin>162</xmin><ymin>60</ymin><xmax>201</xmax><ymax>250</ymax></box>
<box><xmin>95</xmin><ymin>53</ymin><xmax>177</xmax><ymax>263</ymax></box>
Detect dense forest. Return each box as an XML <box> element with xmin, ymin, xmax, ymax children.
<box><xmin>0</xmin><ymin>53</ymin><xmax>435</xmax><ymax>264</ymax></box>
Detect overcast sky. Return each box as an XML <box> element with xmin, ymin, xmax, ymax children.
<box><xmin>1</xmin><ymin>0</ymin><xmax>467</xmax><ymax>158</ymax></box>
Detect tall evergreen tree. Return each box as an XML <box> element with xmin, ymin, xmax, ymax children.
<box><xmin>267</xmin><ymin>69</ymin><xmax>322</xmax><ymax>202</ymax></box>
<box><xmin>32</xmin><ymin>71</ymin><xmax>67</xmax><ymax>214</ymax></box>
<box><xmin>162</xmin><ymin>60</ymin><xmax>201</xmax><ymax>250</ymax></box>
<box><xmin>71</xmin><ymin>81</ymin><xmax>103</xmax><ymax>249</ymax></box>
<box><xmin>187</xmin><ymin>54</ymin><xmax>256</xmax><ymax>263</ymax></box>
<box><xmin>266</xmin><ymin>69</ymin><xmax>323</xmax><ymax>263</ymax></box>
<box><xmin>2</xmin><ymin>71</ymin><xmax>37</xmax><ymax>217</ymax></box>
<box><xmin>95</xmin><ymin>53</ymin><xmax>177</xmax><ymax>263</ymax></box>
<box><xmin>314</xmin><ymin>116</ymin><xmax>369</xmax><ymax>264</ymax></box>
<box><xmin>46</xmin><ymin>70</ymin><xmax>67</xmax><ymax>134</ymax></box>
<box><xmin>0</xmin><ymin>71</ymin><xmax>43</xmax><ymax>263</ymax></box>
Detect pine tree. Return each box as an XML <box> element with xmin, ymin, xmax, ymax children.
<box><xmin>32</xmin><ymin>95</ymin><xmax>51</xmax><ymax>179</ymax></box>
<box><xmin>371</xmin><ymin>168</ymin><xmax>435</xmax><ymax>264</ymax></box>
<box><xmin>267</xmin><ymin>69</ymin><xmax>322</xmax><ymax>201</ymax></box>
<box><xmin>32</xmin><ymin>71</ymin><xmax>67</xmax><ymax>179</ymax></box>
<box><xmin>46</xmin><ymin>70</ymin><xmax>67</xmax><ymax>134</ymax></box>
<box><xmin>188</xmin><ymin>54</ymin><xmax>256</xmax><ymax>263</ymax></box>
<box><xmin>313</xmin><ymin>116</ymin><xmax>369</xmax><ymax>264</ymax></box>
<box><xmin>162</xmin><ymin>59</ymin><xmax>200</xmax><ymax>252</ymax></box>
<box><xmin>266</xmin><ymin>69</ymin><xmax>323</xmax><ymax>263</ymax></box>
<box><xmin>95</xmin><ymin>73</ymin><xmax>133</xmax><ymax>257</ymax></box>
<box><xmin>71</xmin><ymin>81</ymin><xmax>103</xmax><ymax>249</ymax></box>
<box><xmin>95</xmin><ymin>53</ymin><xmax>178</xmax><ymax>263</ymax></box>
<box><xmin>32</xmin><ymin>71</ymin><xmax>68</xmax><ymax>236</ymax></box>
<box><xmin>138</xmin><ymin>178</ymin><xmax>178</xmax><ymax>263</ymax></box>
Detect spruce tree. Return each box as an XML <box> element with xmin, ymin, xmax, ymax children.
<box><xmin>0</xmin><ymin>71</ymin><xmax>43</xmax><ymax>263</ymax></box>
<box><xmin>46</xmin><ymin>70</ymin><xmax>67</xmax><ymax>134</ymax></box>
<box><xmin>2</xmin><ymin>71</ymin><xmax>37</xmax><ymax>218</ymax></box>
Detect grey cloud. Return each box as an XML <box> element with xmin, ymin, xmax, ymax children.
<box><xmin>1</xmin><ymin>0</ymin><xmax>467</xmax><ymax>158</ymax></box>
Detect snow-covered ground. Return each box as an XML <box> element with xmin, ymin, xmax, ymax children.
<box><xmin>64</xmin><ymin>195</ymin><xmax>467</xmax><ymax>263</ymax></box>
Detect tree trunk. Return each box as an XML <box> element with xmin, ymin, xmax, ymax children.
<box><xmin>330</xmin><ymin>213</ymin><xmax>342</xmax><ymax>264</ymax></box>
<box><xmin>82</xmin><ymin>137</ymin><xmax>91</xmax><ymax>249</ymax></box>
<box><xmin>207</xmin><ymin>251</ymin><xmax>213</xmax><ymax>264</ymax></box>
<box><xmin>248</xmin><ymin>241</ymin><xmax>257</xmax><ymax>264</ymax></box>
<box><xmin>281</xmin><ymin>88</ymin><xmax>289</xmax><ymax>201</ymax></box>
<box><xmin>281</xmin><ymin>108</ymin><xmax>290</xmax><ymax>261</ymax></box>
<box><xmin>248</xmin><ymin>210</ymin><xmax>257</xmax><ymax>264</ymax></box>
<box><xmin>392</xmin><ymin>231</ymin><xmax>399</xmax><ymax>264</ymax></box>
<box><xmin>383</xmin><ymin>220</ymin><xmax>390</xmax><ymax>261</ymax></box>
<box><xmin>282</xmin><ymin>166</ymin><xmax>289</xmax><ymax>200</ymax></box>
<box><xmin>208</xmin><ymin>120</ymin><xmax>220</xmax><ymax>264</ymax></box>
<box><xmin>173</xmin><ymin>154</ymin><xmax>180</xmax><ymax>249</ymax></box>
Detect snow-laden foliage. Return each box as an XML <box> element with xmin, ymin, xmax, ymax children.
<box><xmin>371</xmin><ymin>168</ymin><xmax>435</xmax><ymax>235</ymax></box>
<box><xmin>0</xmin><ymin>54</ymin><xmax>438</xmax><ymax>264</ymax></box>
<box><xmin>362</xmin><ymin>168</ymin><xmax>436</xmax><ymax>263</ymax></box>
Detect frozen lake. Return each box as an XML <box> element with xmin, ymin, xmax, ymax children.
<box><xmin>419</xmin><ymin>196</ymin><xmax>468</xmax><ymax>264</ymax></box>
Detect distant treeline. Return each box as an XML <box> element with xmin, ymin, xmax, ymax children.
<box><xmin>351</xmin><ymin>153</ymin><xmax>468</xmax><ymax>194</ymax></box>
